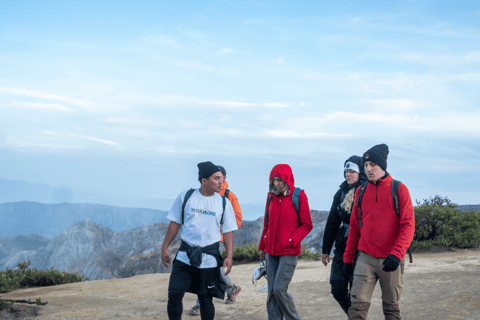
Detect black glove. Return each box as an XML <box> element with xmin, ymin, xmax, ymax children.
<box><xmin>343</xmin><ymin>262</ymin><xmax>354</xmax><ymax>280</ymax></box>
<box><xmin>382</xmin><ymin>254</ymin><xmax>401</xmax><ymax>272</ymax></box>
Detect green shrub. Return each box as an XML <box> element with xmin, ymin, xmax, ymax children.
<box><xmin>413</xmin><ymin>195</ymin><xmax>480</xmax><ymax>250</ymax></box>
<box><xmin>0</xmin><ymin>260</ymin><xmax>89</xmax><ymax>294</ymax></box>
<box><xmin>0</xmin><ymin>297</ymin><xmax>14</xmax><ymax>310</ymax></box>
<box><xmin>298</xmin><ymin>246</ymin><xmax>321</xmax><ymax>260</ymax></box>
<box><xmin>222</xmin><ymin>243</ymin><xmax>259</xmax><ymax>264</ymax></box>
<box><xmin>221</xmin><ymin>244</ymin><xmax>320</xmax><ymax>264</ymax></box>
<box><xmin>410</xmin><ymin>239</ymin><xmax>433</xmax><ymax>251</ymax></box>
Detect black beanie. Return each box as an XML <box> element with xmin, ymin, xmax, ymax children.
<box><xmin>218</xmin><ymin>166</ymin><xmax>227</xmax><ymax>177</ymax></box>
<box><xmin>363</xmin><ymin>144</ymin><xmax>389</xmax><ymax>171</ymax></box>
<box><xmin>198</xmin><ymin>161</ymin><xmax>221</xmax><ymax>182</ymax></box>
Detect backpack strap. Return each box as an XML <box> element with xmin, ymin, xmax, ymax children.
<box><xmin>355</xmin><ymin>182</ymin><xmax>368</xmax><ymax>228</ymax></box>
<box><xmin>181</xmin><ymin>188</ymin><xmax>195</xmax><ymax>225</ymax></box>
<box><xmin>220</xmin><ymin>194</ymin><xmax>226</xmax><ymax>225</ymax></box>
<box><xmin>266</xmin><ymin>188</ymin><xmax>303</xmax><ymax>229</ymax></box>
<box><xmin>224</xmin><ymin>188</ymin><xmax>230</xmax><ymax>200</ymax></box>
<box><xmin>265</xmin><ymin>195</ymin><xmax>273</xmax><ymax>229</ymax></box>
<box><xmin>292</xmin><ymin>187</ymin><xmax>302</xmax><ymax>226</ymax></box>
<box><xmin>391</xmin><ymin>179</ymin><xmax>401</xmax><ymax>216</ymax></box>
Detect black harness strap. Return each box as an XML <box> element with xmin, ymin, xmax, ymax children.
<box><xmin>181</xmin><ymin>188</ymin><xmax>226</xmax><ymax>225</ymax></box>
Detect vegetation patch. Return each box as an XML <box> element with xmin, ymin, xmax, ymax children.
<box><xmin>222</xmin><ymin>243</ymin><xmax>320</xmax><ymax>264</ymax></box>
<box><xmin>412</xmin><ymin>196</ymin><xmax>480</xmax><ymax>251</ymax></box>
<box><xmin>0</xmin><ymin>260</ymin><xmax>89</xmax><ymax>310</ymax></box>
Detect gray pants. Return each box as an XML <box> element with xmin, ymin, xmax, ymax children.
<box><xmin>266</xmin><ymin>254</ymin><xmax>301</xmax><ymax>320</ymax></box>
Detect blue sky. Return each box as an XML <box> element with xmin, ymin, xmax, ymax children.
<box><xmin>0</xmin><ymin>0</ymin><xmax>479</xmax><ymax>219</ymax></box>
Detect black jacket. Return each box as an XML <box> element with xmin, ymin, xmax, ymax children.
<box><xmin>322</xmin><ymin>155</ymin><xmax>367</xmax><ymax>254</ymax></box>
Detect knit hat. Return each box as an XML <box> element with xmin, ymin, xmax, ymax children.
<box><xmin>344</xmin><ymin>161</ymin><xmax>360</xmax><ymax>174</ymax></box>
<box><xmin>218</xmin><ymin>166</ymin><xmax>227</xmax><ymax>177</ymax></box>
<box><xmin>363</xmin><ymin>144</ymin><xmax>389</xmax><ymax>171</ymax></box>
<box><xmin>197</xmin><ymin>161</ymin><xmax>221</xmax><ymax>182</ymax></box>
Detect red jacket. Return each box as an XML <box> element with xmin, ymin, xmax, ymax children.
<box><xmin>258</xmin><ymin>164</ymin><xmax>313</xmax><ymax>256</ymax></box>
<box><xmin>344</xmin><ymin>174</ymin><xmax>415</xmax><ymax>263</ymax></box>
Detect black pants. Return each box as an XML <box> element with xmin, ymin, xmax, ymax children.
<box><xmin>167</xmin><ymin>260</ymin><xmax>215</xmax><ymax>320</ymax></box>
<box><xmin>330</xmin><ymin>249</ymin><xmax>351</xmax><ymax>314</ymax></box>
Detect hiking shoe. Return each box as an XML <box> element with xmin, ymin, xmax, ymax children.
<box><xmin>225</xmin><ymin>286</ymin><xmax>241</xmax><ymax>304</ymax></box>
<box><xmin>189</xmin><ymin>304</ymin><xmax>200</xmax><ymax>315</ymax></box>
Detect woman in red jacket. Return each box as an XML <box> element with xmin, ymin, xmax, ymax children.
<box><xmin>259</xmin><ymin>164</ymin><xmax>313</xmax><ymax>320</ymax></box>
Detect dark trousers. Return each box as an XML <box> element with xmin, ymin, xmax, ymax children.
<box><xmin>167</xmin><ymin>260</ymin><xmax>215</xmax><ymax>320</ymax></box>
<box><xmin>330</xmin><ymin>249</ymin><xmax>351</xmax><ymax>314</ymax></box>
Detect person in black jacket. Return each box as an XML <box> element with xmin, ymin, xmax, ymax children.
<box><xmin>322</xmin><ymin>155</ymin><xmax>367</xmax><ymax>315</ymax></box>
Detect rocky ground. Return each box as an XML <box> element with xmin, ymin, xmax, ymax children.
<box><xmin>1</xmin><ymin>248</ymin><xmax>479</xmax><ymax>320</ymax></box>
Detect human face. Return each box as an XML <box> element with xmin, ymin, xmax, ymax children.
<box><xmin>272</xmin><ymin>177</ymin><xmax>286</xmax><ymax>192</ymax></box>
<box><xmin>202</xmin><ymin>171</ymin><xmax>224</xmax><ymax>194</ymax></box>
<box><xmin>364</xmin><ymin>161</ymin><xmax>385</xmax><ymax>182</ymax></box>
<box><xmin>345</xmin><ymin>169</ymin><xmax>359</xmax><ymax>185</ymax></box>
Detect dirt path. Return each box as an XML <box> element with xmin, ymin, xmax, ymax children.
<box><xmin>2</xmin><ymin>249</ymin><xmax>479</xmax><ymax>319</ymax></box>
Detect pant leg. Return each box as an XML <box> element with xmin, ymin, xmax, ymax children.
<box><xmin>378</xmin><ymin>258</ymin><xmax>404</xmax><ymax>320</ymax></box>
<box><xmin>266</xmin><ymin>254</ymin><xmax>283</xmax><ymax>320</ymax></box>
<box><xmin>220</xmin><ymin>266</ymin><xmax>236</xmax><ymax>295</ymax></box>
<box><xmin>198</xmin><ymin>294</ymin><xmax>215</xmax><ymax>320</ymax></box>
<box><xmin>330</xmin><ymin>249</ymin><xmax>351</xmax><ymax>314</ymax></box>
<box><xmin>348</xmin><ymin>251</ymin><xmax>378</xmax><ymax>320</ymax></box>
<box><xmin>270</xmin><ymin>255</ymin><xmax>301</xmax><ymax>320</ymax></box>
<box><xmin>167</xmin><ymin>260</ymin><xmax>193</xmax><ymax>320</ymax></box>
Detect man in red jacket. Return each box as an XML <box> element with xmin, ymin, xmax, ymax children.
<box><xmin>343</xmin><ymin>144</ymin><xmax>415</xmax><ymax>320</ymax></box>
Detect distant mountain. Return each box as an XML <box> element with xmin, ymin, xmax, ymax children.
<box><xmin>458</xmin><ymin>204</ymin><xmax>480</xmax><ymax>212</ymax></box>
<box><xmin>1</xmin><ymin>210</ymin><xmax>330</xmax><ymax>280</ymax></box>
<box><xmin>0</xmin><ymin>234</ymin><xmax>50</xmax><ymax>262</ymax></box>
<box><xmin>0</xmin><ymin>178</ymin><xmax>175</xmax><ymax>211</ymax></box>
<box><xmin>0</xmin><ymin>201</ymin><xmax>169</xmax><ymax>239</ymax></box>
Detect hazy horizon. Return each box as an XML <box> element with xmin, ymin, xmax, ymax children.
<box><xmin>1</xmin><ymin>1</ymin><xmax>478</xmax><ymax>217</ymax></box>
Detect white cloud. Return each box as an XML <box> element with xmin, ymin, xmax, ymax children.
<box><xmin>198</xmin><ymin>101</ymin><xmax>290</xmax><ymax>109</ymax></box>
<box><xmin>8</xmin><ymin>100</ymin><xmax>74</xmax><ymax>112</ymax></box>
<box><xmin>265</xmin><ymin>130</ymin><xmax>352</xmax><ymax>138</ymax></box>
<box><xmin>221</xmin><ymin>48</ymin><xmax>235</xmax><ymax>54</ymax></box>
<box><xmin>360</xmin><ymin>99</ymin><xmax>432</xmax><ymax>112</ymax></box>
<box><xmin>83</xmin><ymin>136</ymin><xmax>120</xmax><ymax>147</ymax></box>
<box><xmin>140</xmin><ymin>35</ymin><xmax>181</xmax><ymax>47</ymax></box>
<box><xmin>0</xmin><ymin>87</ymin><xmax>95</xmax><ymax>110</ymax></box>
<box><xmin>398</xmin><ymin>52</ymin><xmax>480</xmax><ymax>66</ymax></box>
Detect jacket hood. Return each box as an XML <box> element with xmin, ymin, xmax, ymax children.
<box><xmin>343</xmin><ymin>155</ymin><xmax>368</xmax><ymax>185</ymax></box>
<box><xmin>220</xmin><ymin>180</ymin><xmax>229</xmax><ymax>192</ymax></box>
<box><xmin>269</xmin><ymin>164</ymin><xmax>295</xmax><ymax>193</ymax></box>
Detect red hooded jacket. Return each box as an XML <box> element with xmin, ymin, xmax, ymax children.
<box><xmin>344</xmin><ymin>174</ymin><xmax>415</xmax><ymax>263</ymax></box>
<box><xmin>258</xmin><ymin>164</ymin><xmax>313</xmax><ymax>256</ymax></box>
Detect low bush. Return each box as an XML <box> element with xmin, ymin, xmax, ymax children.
<box><xmin>0</xmin><ymin>260</ymin><xmax>89</xmax><ymax>294</ymax></box>
<box><xmin>413</xmin><ymin>195</ymin><xmax>480</xmax><ymax>251</ymax></box>
<box><xmin>222</xmin><ymin>244</ymin><xmax>320</xmax><ymax>264</ymax></box>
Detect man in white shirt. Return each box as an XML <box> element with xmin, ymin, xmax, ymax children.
<box><xmin>161</xmin><ymin>161</ymin><xmax>238</xmax><ymax>320</ymax></box>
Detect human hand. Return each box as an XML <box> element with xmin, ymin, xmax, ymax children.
<box><xmin>223</xmin><ymin>257</ymin><xmax>233</xmax><ymax>275</ymax></box>
<box><xmin>382</xmin><ymin>254</ymin><xmax>401</xmax><ymax>272</ymax></box>
<box><xmin>259</xmin><ymin>250</ymin><xmax>266</xmax><ymax>260</ymax></box>
<box><xmin>322</xmin><ymin>254</ymin><xmax>330</xmax><ymax>266</ymax></box>
<box><xmin>161</xmin><ymin>249</ymin><xmax>171</xmax><ymax>268</ymax></box>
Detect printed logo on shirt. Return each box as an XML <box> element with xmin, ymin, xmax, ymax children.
<box><xmin>191</xmin><ymin>208</ymin><xmax>216</xmax><ymax>216</ymax></box>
